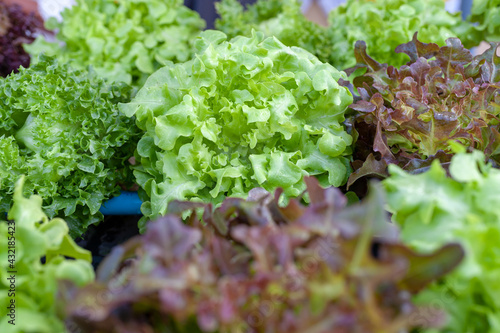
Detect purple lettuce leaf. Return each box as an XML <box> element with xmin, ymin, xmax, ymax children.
<box><xmin>60</xmin><ymin>178</ymin><xmax>463</xmax><ymax>333</ymax></box>
<box><xmin>348</xmin><ymin>33</ymin><xmax>500</xmax><ymax>189</ymax></box>
<box><xmin>0</xmin><ymin>2</ymin><xmax>43</xmax><ymax>77</ymax></box>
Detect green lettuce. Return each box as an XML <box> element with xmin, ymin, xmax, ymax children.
<box><xmin>0</xmin><ymin>56</ymin><xmax>138</xmax><ymax>237</ymax></box>
<box><xmin>25</xmin><ymin>0</ymin><xmax>205</xmax><ymax>86</ymax></box>
<box><xmin>0</xmin><ymin>176</ymin><xmax>94</xmax><ymax>333</ymax></box>
<box><xmin>384</xmin><ymin>149</ymin><xmax>500</xmax><ymax>332</ymax></box>
<box><xmin>215</xmin><ymin>0</ymin><xmax>333</xmax><ymax>64</ymax></box>
<box><xmin>216</xmin><ymin>0</ymin><xmax>476</xmax><ymax>72</ymax></box>
<box><xmin>469</xmin><ymin>0</ymin><xmax>500</xmax><ymax>42</ymax></box>
<box><xmin>120</xmin><ymin>30</ymin><xmax>354</xmax><ymax>230</ymax></box>
<box><xmin>328</xmin><ymin>0</ymin><xmax>476</xmax><ymax>69</ymax></box>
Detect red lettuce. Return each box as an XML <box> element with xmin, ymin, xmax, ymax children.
<box><xmin>0</xmin><ymin>2</ymin><xmax>42</xmax><ymax>77</ymax></box>
<box><xmin>347</xmin><ymin>33</ymin><xmax>500</xmax><ymax>189</ymax></box>
<box><xmin>60</xmin><ymin>178</ymin><xmax>463</xmax><ymax>332</ymax></box>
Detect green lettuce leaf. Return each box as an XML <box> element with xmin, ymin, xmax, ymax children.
<box><xmin>328</xmin><ymin>0</ymin><xmax>477</xmax><ymax>70</ymax></box>
<box><xmin>384</xmin><ymin>150</ymin><xmax>500</xmax><ymax>332</ymax></box>
<box><xmin>120</xmin><ymin>30</ymin><xmax>354</xmax><ymax>228</ymax></box>
<box><xmin>469</xmin><ymin>0</ymin><xmax>500</xmax><ymax>42</ymax></box>
<box><xmin>216</xmin><ymin>0</ymin><xmax>477</xmax><ymax>72</ymax></box>
<box><xmin>0</xmin><ymin>56</ymin><xmax>139</xmax><ymax>237</ymax></box>
<box><xmin>215</xmin><ymin>0</ymin><xmax>334</xmax><ymax>65</ymax></box>
<box><xmin>0</xmin><ymin>176</ymin><xmax>94</xmax><ymax>333</ymax></box>
<box><xmin>24</xmin><ymin>0</ymin><xmax>205</xmax><ymax>87</ymax></box>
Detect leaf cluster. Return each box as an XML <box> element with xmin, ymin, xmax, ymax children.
<box><xmin>0</xmin><ymin>2</ymin><xmax>42</xmax><ymax>77</ymax></box>
<box><xmin>120</xmin><ymin>30</ymin><xmax>354</xmax><ymax>228</ymax></box>
<box><xmin>61</xmin><ymin>177</ymin><xmax>463</xmax><ymax>333</ymax></box>
<box><xmin>384</xmin><ymin>150</ymin><xmax>500</xmax><ymax>332</ymax></box>
<box><xmin>24</xmin><ymin>0</ymin><xmax>205</xmax><ymax>86</ymax></box>
<box><xmin>347</xmin><ymin>34</ymin><xmax>500</xmax><ymax>188</ymax></box>
<box><xmin>0</xmin><ymin>177</ymin><xmax>94</xmax><ymax>333</ymax></box>
<box><xmin>328</xmin><ymin>0</ymin><xmax>477</xmax><ymax>70</ymax></box>
<box><xmin>0</xmin><ymin>56</ymin><xmax>139</xmax><ymax>237</ymax></box>
<box><xmin>469</xmin><ymin>0</ymin><xmax>500</xmax><ymax>42</ymax></box>
<box><xmin>215</xmin><ymin>0</ymin><xmax>334</xmax><ymax>65</ymax></box>
<box><xmin>215</xmin><ymin>0</ymin><xmax>476</xmax><ymax>72</ymax></box>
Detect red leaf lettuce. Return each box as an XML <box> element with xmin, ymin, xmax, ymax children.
<box><xmin>60</xmin><ymin>178</ymin><xmax>463</xmax><ymax>333</ymax></box>
<box><xmin>347</xmin><ymin>34</ymin><xmax>500</xmax><ymax>189</ymax></box>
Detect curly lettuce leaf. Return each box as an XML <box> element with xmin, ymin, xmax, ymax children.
<box><xmin>0</xmin><ymin>2</ymin><xmax>42</xmax><ymax>77</ymax></box>
<box><xmin>120</xmin><ymin>30</ymin><xmax>354</xmax><ymax>228</ymax></box>
<box><xmin>24</xmin><ymin>0</ymin><xmax>205</xmax><ymax>87</ymax></box>
<box><xmin>347</xmin><ymin>35</ymin><xmax>500</xmax><ymax>188</ymax></box>
<box><xmin>215</xmin><ymin>0</ymin><xmax>334</xmax><ymax>64</ymax></box>
<box><xmin>216</xmin><ymin>0</ymin><xmax>477</xmax><ymax>73</ymax></box>
<box><xmin>384</xmin><ymin>150</ymin><xmax>500</xmax><ymax>332</ymax></box>
<box><xmin>0</xmin><ymin>176</ymin><xmax>94</xmax><ymax>333</ymax></box>
<box><xmin>328</xmin><ymin>0</ymin><xmax>477</xmax><ymax>70</ymax></box>
<box><xmin>469</xmin><ymin>0</ymin><xmax>500</xmax><ymax>42</ymax></box>
<box><xmin>0</xmin><ymin>56</ymin><xmax>139</xmax><ymax>237</ymax></box>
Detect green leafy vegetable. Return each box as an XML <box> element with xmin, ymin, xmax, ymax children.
<box><xmin>216</xmin><ymin>0</ymin><xmax>476</xmax><ymax>73</ymax></box>
<box><xmin>469</xmin><ymin>0</ymin><xmax>500</xmax><ymax>42</ymax></box>
<box><xmin>347</xmin><ymin>34</ymin><xmax>500</xmax><ymax>188</ymax></box>
<box><xmin>24</xmin><ymin>0</ymin><xmax>205</xmax><ymax>86</ymax></box>
<box><xmin>384</xmin><ymin>150</ymin><xmax>500</xmax><ymax>332</ymax></box>
<box><xmin>0</xmin><ymin>56</ymin><xmax>138</xmax><ymax>237</ymax></box>
<box><xmin>0</xmin><ymin>176</ymin><xmax>94</xmax><ymax>333</ymax></box>
<box><xmin>328</xmin><ymin>0</ymin><xmax>476</xmax><ymax>69</ymax></box>
<box><xmin>120</xmin><ymin>30</ymin><xmax>354</xmax><ymax>228</ymax></box>
<box><xmin>215</xmin><ymin>0</ymin><xmax>333</xmax><ymax>64</ymax></box>
<box><xmin>61</xmin><ymin>177</ymin><xmax>463</xmax><ymax>333</ymax></box>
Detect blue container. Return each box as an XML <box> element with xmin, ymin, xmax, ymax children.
<box><xmin>100</xmin><ymin>191</ymin><xmax>142</xmax><ymax>215</ymax></box>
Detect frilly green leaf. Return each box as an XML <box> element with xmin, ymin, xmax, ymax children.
<box><xmin>384</xmin><ymin>150</ymin><xmax>500</xmax><ymax>332</ymax></box>
<box><xmin>0</xmin><ymin>56</ymin><xmax>139</xmax><ymax>237</ymax></box>
<box><xmin>121</xmin><ymin>31</ymin><xmax>354</xmax><ymax>221</ymax></box>
<box><xmin>24</xmin><ymin>0</ymin><xmax>205</xmax><ymax>87</ymax></box>
<box><xmin>0</xmin><ymin>176</ymin><xmax>94</xmax><ymax>333</ymax></box>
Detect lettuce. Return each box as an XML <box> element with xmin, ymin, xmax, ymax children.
<box><xmin>0</xmin><ymin>177</ymin><xmax>94</xmax><ymax>333</ymax></box>
<box><xmin>216</xmin><ymin>0</ymin><xmax>476</xmax><ymax>72</ymax></box>
<box><xmin>469</xmin><ymin>0</ymin><xmax>500</xmax><ymax>42</ymax></box>
<box><xmin>62</xmin><ymin>177</ymin><xmax>463</xmax><ymax>332</ymax></box>
<box><xmin>0</xmin><ymin>1</ymin><xmax>42</xmax><ymax>77</ymax></box>
<box><xmin>0</xmin><ymin>56</ymin><xmax>138</xmax><ymax>237</ymax></box>
<box><xmin>215</xmin><ymin>0</ymin><xmax>333</xmax><ymax>65</ymax></box>
<box><xmin>24</xmin><ymin>0</ymin><xmax>205</xmax><ymax>86</ymax></box>
<box><xmin>119</xmin><ymin>30</ymin><xmax>354</xmax><ymax>229</ymax></box>
<box><xmin>328</xmin><ymin>0</ymin><xmax>476</xmax><ymax>69</ymax></box>
<box><xmin>384</xmin><ymin>150</ymin><xmax>500</xmax><ymax>332</ymax></box>
<box><xmin>347</xmin><ymin>34</ymin><xmax>500</xmax><ymax>188</ymax></box>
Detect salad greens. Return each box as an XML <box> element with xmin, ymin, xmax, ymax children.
<box><xmin>25</xmin><ymin>0</ymin><xmax>205</xmax><ymax>86</ymax></box>
<box><xmin>384</xmin><ymin>149</ymin><xmax>500</xmax><ymax>332</ymax></box>
<box><xmin>0</xmin><ymin>56</ymin><xmax>138</xmax><ymax>237</ymax></box>
<box><xmin>469</xmin><ymin>0</ymin><xmax>500</xmax><ymax>42</ymax></box>
<box><xmin>347</xmin><ymin>34</ymin><xmax>500</xmax><ymax>188</ymax></box>
<box><xmin>215</xmin><ymin>0</ymin><xmax>333</xmax><ymax>65</ymax></box>
<box><xmin>0</xmin><ymin>177</ymin><xmax>94</xmax><ymax>333</ymax></box>
<box><xmin>120</xmin><ymin>30</ymin><xmax>354</xmax><ymax>229</ymax></box>
<box><xmin>328</xmin><ymin>0</ymin><xmax>476</xmax><ymax>69</ymax></box>
<box><xmin>216</xmin><ymin>0</ymin><xmax>476</xmax><ymax>72</ymax></box>
<box><xmin>62</xmin><ymin>177</ymin><xmax>463</xmax><ymax>333</ymax></box>
<box><xmin>0</xmin><ymin>2</ymin><xmax>42</xmax><ymax>77</ymax></box>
